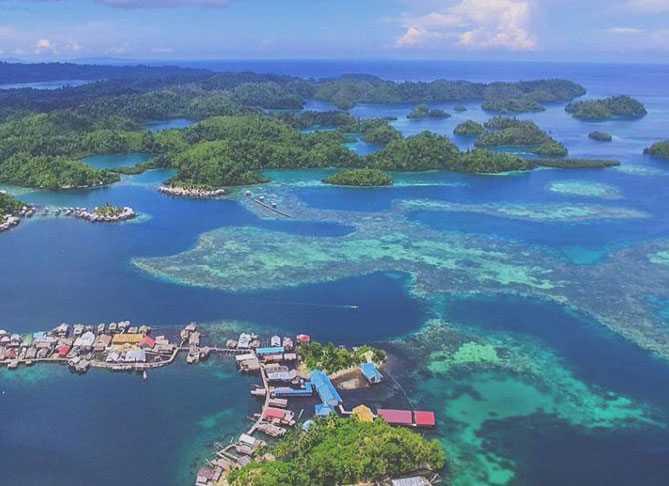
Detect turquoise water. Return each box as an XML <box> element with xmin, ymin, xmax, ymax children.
<box><xmin>2</xmin><ymin>61</ymin><xmax>669</xmax><ymax>486</ymax></box>
<box><xmin>81</xmin><ymin>153</ymin><xmax>157</xmax><ymax>169</ymax></box>
<box><xmin>142</xmin><ymin>118</ymin><xmax>196</xmax><ymax>132</ymax></box>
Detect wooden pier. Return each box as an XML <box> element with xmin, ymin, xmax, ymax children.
<box><xmin>252</xmin><ymin>198</ymin><xmax>293</xmax><ymax>218</ymax></box>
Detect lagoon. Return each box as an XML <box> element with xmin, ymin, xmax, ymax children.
<box><xmin>81</xmin><ymin>153</ymin><xmax>157</xmax><ymax>170</ymax></box>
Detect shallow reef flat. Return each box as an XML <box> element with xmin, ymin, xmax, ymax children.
<box><xmin>649</xmin><ymin>250</ymin><xmax>669</xmax><ymax>266</ymax></box>
<box><xmin>0</xmin><ymin>362</ymin><xmax>67</xmax><ymax>384</ymax></box>
<box><xmin>400</xmin><ymin>199</ymin><xmax>646</xmax><ymax>222</ymax></box>
<box><xmin>388</xmin><ymin>318</ymin><xmax>663</xmax><ymax>486</ymax></box>
<box><xmin>614</xmin><ymin>165</ymin><xmax>669</xmax><ymax>176</ymax></box>
<box><xmin>133</xmin><ymin>224</ymin><xmax>557</xmax><ymax>293</ymax></box>
<box><xmin>134</xmin><ymin>185</ymin><xmax>669</xmax><ymax>359</ymax></box>
<box><xmin>547</xmin><ymin>180</ymin><xmax>622</xmax><ymax>199</ymax></box>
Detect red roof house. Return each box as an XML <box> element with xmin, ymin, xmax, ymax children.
<box><xmin>262</xmin><ymin>407</ymin><xmax>287</xmax><ymax>421</ymax></box>
<box><xmin>139</xmin><ymin>336</ymin><xmax>156</xmax><ymax>349</ymax></box>
<box><xmin>377</xmin><ymin>409</ymin><xmax>413</xmax><ymax>426</ymax></box>
<box><xmin>413</xmin><ymin>411</ymin><xmax>436</xmax><ymax>428</ymax></box>
<box><xmin>58</xmin><ymin>345</ymin><xmax>71</xmax><ymax>358</ymax></box>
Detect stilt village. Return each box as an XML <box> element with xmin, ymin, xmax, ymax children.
<box><xmin>1</xmin><ymin>202</ymin><xmax>136</xmax><ymax>233</ymax></box>
<box><xmin>0</xmin><ymin>321</ymin><xmax>438</xmax><ymax>486</ymax></box>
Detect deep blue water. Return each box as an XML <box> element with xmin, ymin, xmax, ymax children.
<box><xmin>440</xmin><ymin>294</ymin><xmax>669</xmax><ymax>409</ymax></box>
<box><xmin>482</xmin><ymin>415</ymin><xmax>669</xmax><ymax>486</ymax></box>
<box><xmin>0</xmin><ymin>360</ymin><xmax>255</xmax><ymax>486</ymax></box>
<box><xmin>1</xmin><ymin>181</ymin><xmax>424</xmax><ymax>340</ymax></box>
<box><xmin>2</xmin><ymin>60</ymin><xmax>669</xmax><ymax>486</ymax></box>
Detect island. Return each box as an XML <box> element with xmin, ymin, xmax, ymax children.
<box><xmin>407</xmin><ymin>104</ymin><xmax>451</xmax><ymax>119</ymax></box>
<box><xmin>0</xmin><ymin>190</ymin><xmax>24</xmax><ymax>215</ymax></box>
<box><xmin>589</xmin><ymin>131</ymin><xmax>613</xmax><ymax>142</ymax></box>
<box><xmin>0</xmin><ymin>65</ymin><xmax>617</xmax><ymax>192</ymax></box>
<box><xmin>453</xmin><ymin>120</ymin><xmax>486</xmax><ymax>136</ymax></box>
<box><xmin>643</xmin><ymin>140</ymin><xmax>669</xmax><ymax>158</ymax></box>
<box><xmin>453</xmin><ymin>105</ymin><xmax>468</xmax><ymax>112</ymax></box>
<box><xmin>227</xmin><ymin>416</ymin><xmax>446</xmax><ymax>486</ymax></box>
<box><xmin>355</xmin><ymin>119</ymin><xmax>402</xmax><ymax>144</ymax></box>
<box><xmin>159</xmin><ymin>181</ymin><xmax>227</xmax><ymax>198</ymax></box>
<box><xmin>76</xmin><ymin>204</ymin><xmax>136</xmax><ymax>222</ymax></box>
<box><xmin>323</xmin><ymin>168</ymin><xmax>393</xmax><ymax>187</ymax></box>
<box><xmin>532</xmin><ymin>140</ymin><xmax>569</xmax><ymax>157</ymax></box>
<box><xmin>453</xmin><ymin>150</ymin><xmax>535</xmax><ymax>173</ymax></box>
<box><xmin>0</xmin><ymin>191</ymin><xmax>31</xmax><ymax>232</ymax></box>
<box><xmin>536</xmin><ymin>158</ymin><xmax>620</xmax><ymax>169</ymax></box>
<box><xmin>314</xmin><ymin>76</ymin><xmax>585</xmax><ymax>111</ymax></box>
<box><xmin>565</xmin><ymin>95</ymin><xmax>647</xmax><ymax>119</ymax></box>
<box><xmin>476</xmin><ymin>117</ymin><xmax>568</xmax><ymax>156</ymax></box>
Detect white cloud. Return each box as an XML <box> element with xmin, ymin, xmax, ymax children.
<box><xmin>151</xmin><ymin>46</ymin><xmax>173</xmax><ymax>53</ymax></box>
<box><xmin>107</xmin><ymin>44</ymin><xmax>133</xmax><ymax>54</ymax></box>
<box><xmin>95</xmin><ymin>0</ymin><xmax>235</xmax><ymax>8</ymax></box>
<box><xmin>65</xmin><ymin>40</ymin><xmax>83</xmax><ymax>52</ymax></box>
<box><xmin>394</xmin><ymin>0</ymin><xmax>537</xmax><ymax>51</ymax></box>
<box><xmin>34</xmin><ymin>38</ymin><xmax>55</xmax><ymax>53</ymax></box>
<box><xmin>626</xmin><ymin>0</ymin><xmax>669</xmax><ymax>13</ymax></box>
<box><xmin>608</xmin><ymin>27</ymin><xmax>641</xmax><ymax>34</ymax></box>
<box><xmin>32</xmin><ymin>37</ymin><xmax>83</xmax><ymax>54</ymax></box>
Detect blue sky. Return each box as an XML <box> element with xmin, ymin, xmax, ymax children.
<box><xmin>1</xmin><ymin>0</ymin><xmax>669</xmax><ymax>62</ymax></box>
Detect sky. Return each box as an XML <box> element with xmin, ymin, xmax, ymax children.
<box><xmin>1</xmin><ymin>0</ymin><xmax>669</xmax><ymax>62</ymax></box>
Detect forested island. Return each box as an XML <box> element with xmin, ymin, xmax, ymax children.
<box><xmin>227</xmin><ymin>416</ymin><xmax>445</xmax><ymax>486</ymax></box>
<box><xmin>323</xmin><ymin>168</ymin><xmax>393</xmax><ymax>187</ymax></box>
<box><xmin>644</xmin><ymin>141</ymin><xmax>669</xmax><ymax>158</ymax></box>
<box><xmin>0</xmin><ymin>63</ymin><xmax>619</xmax><ymax>189</ymax></box>
<box><xmin>589</xmin><ymin>131</ymin><xmax>613</xmax><ymax>142</ymax></box>
<box><xmin>314</xmin><ymin>76</ymin><xmax>585</xmax><ymax>112</ymax></box>
<box><xmin>407</xmin><ymin>104</ymin><xmax>450</xmax><ymax>119</ymax></box>
<box><xmin>476</xmin><ymin>117</ymin><xmax>568</xmax><ymax>156</ymax></box>
<box><xmin>565</xmin><ymin>95</ymin><xmax>647</xmax><ymax>120</ymax></box>
<box><xmin>0</xmin><ymin>191</ymin><xmax>25</xmax><ymax>216</ymax></box>
<box><xmin>536</xmin><ymin>158</ymin><xmax>619</xmax><ymax>169</ymax></box>
<box><xmin>453</xmin><ymin>120</ymin><xmax>486</xmax><ymax>136</ymax></box>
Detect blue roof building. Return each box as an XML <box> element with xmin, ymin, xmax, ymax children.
<box><xmin>273</xmin><ymin>382</ymin><xmax>313</xmax><ymax>397</ymax></box>
<box><xmin>361</xmin><ymin>363</ymin><xmax>383</xmax><ymax>384</ymax></box>
<box><xmin>310</xmin><ymin>369</ymin><xmax>342</xmax><ymax>407</ymax></box>
<box><xmin>315</xmin><ymin>404</ymin><xmax>334</xmax><ymax>417</ymax></box>
<box><xmin>255</xmin><ymin>346</ymin><xmax>285</xmax><ymax>356</ymax></box>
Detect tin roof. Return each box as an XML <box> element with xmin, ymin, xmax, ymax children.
<box><xmin>414</xmin><ymin>411</ymin><xmax>436</xmax><ymax>427</ymax></box>
<box><xmin>377</xmin><ymin>409</ymin><xmax>413</xmax><ymax>426</ymax></box>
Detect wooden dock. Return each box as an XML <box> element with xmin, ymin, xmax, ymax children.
<box><xmin>252</xmin><ymin>198</ymin><xmax>293</xmax><ymax>218</ymax></box>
